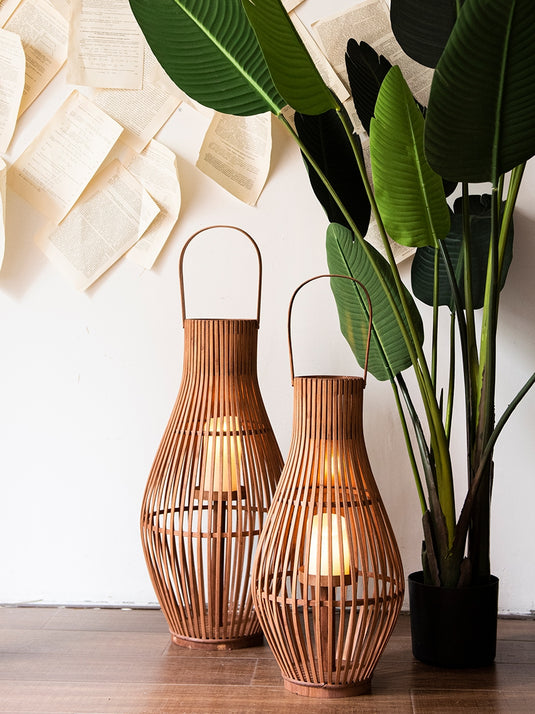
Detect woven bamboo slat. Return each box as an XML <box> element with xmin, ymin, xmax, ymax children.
<box><xmin>252</xmin><ymin>275</ymin><xmax>404</xmax><ymax>697</ymax></box>
<box><xmin>141</xmin><ymin>226</ymin><xmax>283</xmax><ymax>650</ymax></box>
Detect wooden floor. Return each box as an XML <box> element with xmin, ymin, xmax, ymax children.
<box><xmin>0</xmin><ymin>607</ymin><xmax>534</xmax><ymax>713</ymax></box>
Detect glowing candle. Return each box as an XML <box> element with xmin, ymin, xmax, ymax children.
<box><xmin>203</xmin><ymin>416</ymin><xmax>241</xmax><ymax>492</ymax></box>
<box><xmin>308</xmin><ymin>512</ymin><xmax>351</xmax><ymax>577</ymax></box>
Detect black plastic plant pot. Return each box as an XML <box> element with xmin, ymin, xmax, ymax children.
<box><xmin>408</xmin><ymin>571</ymin><xmax>499</xmax><ymax>668</ymax></box>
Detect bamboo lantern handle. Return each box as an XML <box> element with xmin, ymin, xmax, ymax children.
<box><xmin>178</xmin><ymin>225</ymin><xmax>263</xmax><ymax>327</ymax></box>
<box><xmin>287</xmin><ymin>274</ymin><xmax>373</xmax><ymax>386</ymax></box>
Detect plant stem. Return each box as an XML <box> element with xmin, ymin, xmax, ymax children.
<box><xmin>445</xmin><ymin>311</ymin><xmax>456</xmax><ymax>441</ymax></box>
<box><xmin>391</xmin><ymin>376</ymin><xmax>427</xmax><ymax>514</ymax></box>
<box><xmin>432</xmin><ymin>249</ymin><xmax>439</xmax><ymax>389</ymax></box>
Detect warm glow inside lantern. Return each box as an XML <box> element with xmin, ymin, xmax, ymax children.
<box><xmin>202</xmin><ymin>416</ymin><xmax>242</xmax><ymax>493</ymax></box>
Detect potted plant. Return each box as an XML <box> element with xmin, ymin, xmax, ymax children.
<box><xmin>129</xmin><ymin>0</ymin><xmax>535</xmax><ymax>666</ymax></box>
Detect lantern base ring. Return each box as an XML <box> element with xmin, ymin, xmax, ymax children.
<box><xmin>171</xmin><ymin>632</ymin><xmax>264</xmax><ymax>651</ymax></box>
<box><xmin>283</xmin><ymin>677</ymin><xmax>371</xmax><ymax>698</ymax></box>
<box><xmin>284</xmin><ymin>677</ymin><xmax>372</xmax><ymax>699</ymax></box>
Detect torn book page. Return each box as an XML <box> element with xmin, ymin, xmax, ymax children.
<box><xmin>196</xmin><ymin>112</ymin><xmax>272</xmax><ymax>206</ymax></box>
<box><xmin>5</xmin><ymin>0</ymin><xmax>69</xmax><ymax>115</ymax></box>
<box><xmin>67</xmin><ymin>0</ymin><xmax>144</xmax><ymax>89</ymax></box>
<box><xmin>9</xmin><ymin>90</ymin><xmax>123</xmax><ymax>223</ymax></box>
<box><xmin>36</xmin><ymin>159</ymin><xmax>160</xmax><ymax>290</ymax></box>
<box><xmin>125</xmin><ymin>139</ymin><xmax>181</xmax><ymax>270</ymax></box>
<box><xmin>312</xmin><ymin>0</ymin><xmax>433</xmax><ymax>109</ymax></box>
<box><xmin>0</xmin><ymin>27</ymin><xmax>25</xmax><ymax>152</ymax></box>
<box><xmin>88</xmin><ymin>44</ymin><xmax>182</xmax><ymax>152</ymax></box>
<box><xmin>0</xmin><ymin>0</ymin><xmax>22</xmax><ymax>27</ymax></box>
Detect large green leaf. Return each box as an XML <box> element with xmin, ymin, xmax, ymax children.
<box><xmin>241</xmin><ymin>0</ymin><xmax>338</xmax><ymax>114</ymax></box>
<box><xmin>425</xmin><ymin>0</ymin><xmax>535</xmax><ymax>182</ymax></box>
<box><xmin>294</xmin><ymin>109</ymin><xmax>370</xmax><ymax>236</ymax></box>
<box><xmin>128</xmin><ymin>0</ymin><xmax>285</xmax><ymax>116</ymax></box>
<box><xmin>390</xmin><ymin>0</ymin><xmax>457</xmax><ymax>68</ymax></box>
<box><xmin>411</xmin><ymin>195</ymin><xmax>514</xmax><ymax>308</ymax></box>
<box><xmin>326</xmin><ymin>223</ymin><xmax>424</xmax><ymax>381</ymax></box>
<box><xmin>370</xmin><ymin>66</ymin><xmax>450</xmax><ymax>248</ymax></box>
<box><xmin>345</xmin><ymin>40</ymin><xmax>393</xmax><ymax>135</ymax></box>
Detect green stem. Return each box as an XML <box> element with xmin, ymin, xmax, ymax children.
<box><xmin>445</xmin><ymin>311</ymin><xmax>456</xmax><ymax>441</ymax></box>
<box><xmin>391</xmin><ymin>376</ymin><xmax>427</xmax><ymax>514</ymax></box>
<box><xmin>455</xmin><ymin>369</ymin><xmax>535</xmax><ymax>558</ymax></box>
<box><xmin>432</xmin><ymin>249</ymin><xmax>439</xmax><ymax>389</ymax></box>
<box><xmin>499</xmin><ymin>164</ymin><xmax>525</xmax><ymax>273</ymax></box>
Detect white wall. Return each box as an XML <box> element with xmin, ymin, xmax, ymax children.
<box><xmin>1</xmin><ymin>1</ymin><xmax>534</xmax><ymax>614</ymax></box>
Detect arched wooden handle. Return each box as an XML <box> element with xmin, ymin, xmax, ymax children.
<box><xmin>178</xmin><ymin>225</ymin><xmax>262</xmax><ymax>326</ymax></box>
<box><xmin>287</xmin><ymin>274</ymin><xmax>373</xmax><ymax>386</ymax></box>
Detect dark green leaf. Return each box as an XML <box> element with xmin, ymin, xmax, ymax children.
<box><xmin>129</xmin><ymin>0</ymin><xmax>285</xmax><ymax>116</ymax></box>
<box><xmin>294</xmin><ymin>109</ymin><xmax>370</xmax><ymax>236</ymax></box>
<box><xmin>390</xmin><ymin>0</ymin><xmax>457</xmax><ymax>68</ymax></box>
<box><xmin>326</xmin><ymin>223</ymin><xmax>424</xmax><ymax>381</ymax></box>
<box><xmin>241</xmin><ymin>0</ymin><xmax>338</xmax><ymax>114</ymax></box>
<box><xmin>411</xmin><ymin>195</ymin><xmax>514</xmax><ymax>308</ymax></box>
<box><xmin>425</xmin><ymin>0</ymin><xmax>535</xmax><ymax>182</ymax></box>
<box><xmin>370</xmin><ymin>66</ymin><xmax>450</xmax><ymax>248</ymax></box>
<box><xmin>345</xmin><ymin>40</ymin><xmax>392</xmax><ymax>135</ymax></box>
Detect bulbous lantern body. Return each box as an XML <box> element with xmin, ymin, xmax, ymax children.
<box><xmin>141</xmin><ymin>227</ymin><xmax>283</xmax><ymax>650</ymax></box>
<box><xmin>252</xmin><ymin>276</ymin><xmax>404</xmax><ymax>696</ymax></box>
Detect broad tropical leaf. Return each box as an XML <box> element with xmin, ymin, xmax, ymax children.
<box><xmin>425</xmin><ymin>0</ymin><xmax>535</xmax><ymax>182</ymax></box>
<box><xmin>326</xmin><ymin>223</ymin><xmax>424</xmax><ymax>381</ymax></box>
<box><xmin>295</xmin><ymin>109</ymin><xmax>370</xmax><ymax>236</ymax></box>
<box><xmin>129</xmin><ymin>0</ymin><xmax>285</xmax><ymax>116</ymax></box>
<box><xmin>390</xmin><ymin>0</ymin><xmax>457</xmax><ymax>68</ymax></box>
<box><xmin>345</xmin><ymin>40</ymin><xmax>392</xmax><ymax>135</ymax></box>
<box><xmin>370</xmin><ymin>66</ymin><xmax>450</xmax><ymax>247</ymax></box>
<box><xmin>242</xmin><ymin>0</ymin><xmax>338</xmax><ymax>114</ymax></box>
<box><xmin>411</xmin><ymin>195</ymin><xmax>514</xmax><ymax>308</ymax></box>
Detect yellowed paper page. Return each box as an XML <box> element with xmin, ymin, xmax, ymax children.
<box><xmin>88</xmin><ymin>45</ymin><xmax>182</xmax><ymax>152</ymax></box>
<box><xmin>5</xmin><ymin>0</ymin><xmax>69</xmax><ymax>115</ymax></box>
<box><xmin>67</xmin><ymin>0</ymin><xmax>143</xmax><ymax>89</ymax></box>
<box><xmin>125</xmin><ymin>139</ymin><xmax>181</xmax><ymax>270</ymax></box>
<box><xmin>0</xmin><ymin>0</ymin><xmax>22</xmax><ymax>26</ymax></box>
<box><xmin>196</xmin><ymin>112</ymin><xmax>272</xmax><ymax>206</ymax></box>
<box><xmin>0</xmin><ymin>158</ymin><xmax>6</xmax><ymax>271</ymax></box>
<box><xmin>312</xmin><ymin>0</ymin><xmax>433</xmax><ymax>107</ymax></box>
<box><xmin>0</xmin><ymin>28</ymin><xmax>25</xmax><ymax>152</ymax></box>
<box><xmin>9</xmin><ymin>90</ymin><xmax>123</xmax><ymax>223</ymax></box>
<box><xmin>290</xmin><ymin>12</ymin><xmax>349</xmax><ymax>102</ymax></box>
<box><xmin>283</xmin><ymin>0</ymin><xmax>304</xmax><ymax>10</ymax></box>
<box><xmin>36</xmin><ymin>159</ymin><xmax>160</xmax><ymax>290</ymax></box>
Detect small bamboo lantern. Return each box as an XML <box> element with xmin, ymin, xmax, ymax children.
<box><xmin>252</xmin><ymin>275</ymin><xmax>404</xmax><ymax>697</ymax></box>
<box><xmin>141</xmin><ymin>225</ymin><xmax>283</xmax><ymax>650</ymax></box>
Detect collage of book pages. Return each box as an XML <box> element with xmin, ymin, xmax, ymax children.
<box><xmin>0</xmin><ymin>0</ymin><xmax>429</xmax><ymax>289</ymax></box>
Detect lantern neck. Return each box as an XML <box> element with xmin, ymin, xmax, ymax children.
<box><xmin>291</xmin><ymin>376</ymin><xmax>365</xmax><ymax>442</ymax></box>
<box><xmin>183</xmin><ymin>319</ymin><xmax>259</xmax><ymax>377</ymax></box>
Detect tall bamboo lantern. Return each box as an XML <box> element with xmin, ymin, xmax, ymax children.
<box><xmin>252</xmin><ymin>275</ymin><xmax>404</xmax><ymax>696</ymax></box>
<box><xmin>141</xmin><ymin>225</ymin><xmax>283</xmax><ymax>650</ymax></box>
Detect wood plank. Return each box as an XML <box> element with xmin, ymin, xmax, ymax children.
<box><xmin>0</xmin><ymin>652</ymin><xmax>258</xmax><ymax>686</ymax></box>
<box><xmin>411</xmin><ymin>687</ymin><xmax>535</xmax><ymax>713</ymax></box>
<box><xmin>44</xmin><ymin>607</ymin><xmax>168</xmax><ymax>633</ymax></box>
<box><xmin>0</xmin><ymin>681</ymin><xmax>414</xmax><ymax>714</ymax></box>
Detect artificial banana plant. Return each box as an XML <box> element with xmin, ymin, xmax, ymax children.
<box><xmin>129</xmin><ymin>0</ymin><xmax>535</xmax><ymax>588</ymax></box>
